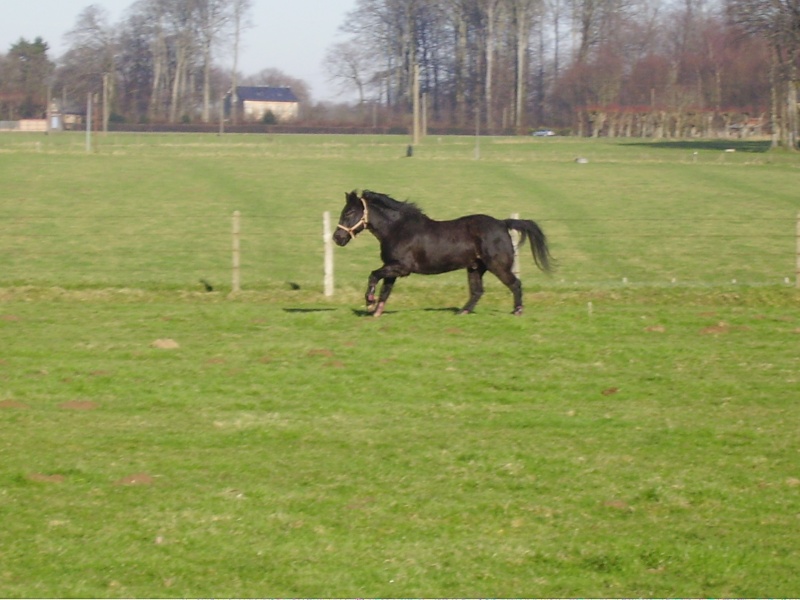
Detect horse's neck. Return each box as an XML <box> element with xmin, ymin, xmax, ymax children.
<box><xmin>369</xmin><ymin>207</ymin><xmax>422</xmax><ymax>237</ymax></box>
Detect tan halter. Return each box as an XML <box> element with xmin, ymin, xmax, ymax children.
<box><xmin>337</xmin><ymin>196</ymin><xmax>369</xmax><ymax>239</ymax></box>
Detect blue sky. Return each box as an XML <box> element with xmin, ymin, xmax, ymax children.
<box><xmin>0</xmin><ymin>0</ymin><xmax>358</xmax><ymax>102</ymax></box>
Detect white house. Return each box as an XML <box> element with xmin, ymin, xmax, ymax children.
<box><xmin>227</xmin><ymin>86</ymin><xmax>300</xmax><ymax>122</ymax></box>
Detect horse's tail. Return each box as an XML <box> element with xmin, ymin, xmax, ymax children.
<box><xmin>504</xmin><ymin>219</ymin><xmax>555</xmax><ymax>273</ymax></box>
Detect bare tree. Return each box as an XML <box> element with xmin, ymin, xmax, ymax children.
<box><xmin>478</xmin><ymin>0</ymin><xmax>503</xmax><ymax>130</ymax></box>
<box><xmin>197</xmin><ymin>0</ymin><xmax>229</xmax><ymax>122</ymax></box>
<box><xmin>228</xmin><ymin>0</ymin><xmax>252</xmax><ymax>124</ymax></box>
<box><xmin>142</xmin><ymin>0</ymin><xmax>170</xmax><ymax>121</ymax></box>
<box><xmin>509</xmin><ymin>0</ymin><xmax>543</xmax><ymax>128</ymax></box>
<box><xmin>60</xmin><ymin>4</ymin><xmax>117</xmax><ymax>123</ymax></box>
<box><xmin>445</xmin><ymin>0</ymin><xmax>472</xmax><ymax>124</ymax></box>
<box><xmin>323</xmin><ymin>41</ymin><xmax>373</xmax><ymax>104</ymax></box>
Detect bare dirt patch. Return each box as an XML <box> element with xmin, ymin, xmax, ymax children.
<box><xmin>0</xmin><ymin>400</ymin><xmax>29</xmax><ymax>409</ymax></box>
<box><xmin>604</xmin><ymin>499</ymin><xmax>632</xmax><ymax>511</ymax></box>
<box><xmin>114</xmin><ymin>473</ymin><xmax>155</xmax><ymax>486</ymax></box>
<box><xmin>151</xmin><ymin>339</ymin><xmax>180</xmax><ymax>349</ymax></box>
<box><xmin>307</xmin><ymin>349</ymin><xmax>334</xmax><ymax>358</ymax></box>
<box><xmin>59</xmin><ymin>400</ymin><xmax>99</xmax><ymax>411</ymax></box>
<box><xmin>701</xmin><ymin>322</ymin><xmax>730</xmax><ymax>335</ymax></box>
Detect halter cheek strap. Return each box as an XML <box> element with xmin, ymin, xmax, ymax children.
<box><xmin>337</xmin><ymin>196</ymin><xmax>369</xmax><ymax>239</ymax></box>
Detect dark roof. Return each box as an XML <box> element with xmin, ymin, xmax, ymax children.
<box><xmin>235</xmin><ymin>86</ymin><xmax>299</xmax><ymax>103</ymax></box>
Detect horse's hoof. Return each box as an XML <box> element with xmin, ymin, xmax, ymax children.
<box><xmin>373</xmin><ymin>302</ymin><xmax>386</xmax><ymax>317</ymax></box>
<box><xmin>459</xmin><ymin>309</ymin><xmax>472</xmax><ymax>315</ymax></box>
<box><xmin>513</xmin><ymin>306</ymin><xmax>524</xmax><ymax>316</ymax></box>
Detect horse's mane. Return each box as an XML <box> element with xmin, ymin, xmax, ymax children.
<box><xmin>362</xmin><ymin>190</ymin><xmax>425</xmax><ymax>218</ymax></box>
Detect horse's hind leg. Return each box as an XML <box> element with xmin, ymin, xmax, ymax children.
<box><xmin>460</xmin><ymin>265</ymin><xmax>486</xmax><ymax>314</ymax></box>
<box><xmin>509</xmin><ymin>277</ymin><xmax>523</xmax><ymax>316</ymax></box>
<box><xmin>488</xmin><ymin>264</ymin><xmax>523</xmax><ymax>315</ymax></box>
<box><xmin>482</xmin><ymin>233</ymin><xmax>524</xmax><ymax>315</ymax></box>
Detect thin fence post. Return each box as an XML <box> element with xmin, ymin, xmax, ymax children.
<box><xmin>796</xmin><ymin>212</ymin><xmax>800</xmax><ymax>289</ymax></box>
<box><xmin>232</xmin><ymin>210</ymin><xmax>241</xmax><ymax>293</ymax></box>
<box><xmin>323</xmin><ymin>211</ymin><xmax>334</xmax><ymax>297</ymax></box>
<box><xmin>510</xmin><ymin>212</ymin><xmax>520</xmax><ymax>278</ymax></box>
<box><xmin>85</xmin><ymin>92</ymin><xmax>92</xmax><ymax>153</ymax></box>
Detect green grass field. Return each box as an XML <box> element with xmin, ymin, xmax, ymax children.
<box><xmin>1</xmin><ymin>133</ymin><xmax>799</xmax><ymax>597</ymax></box>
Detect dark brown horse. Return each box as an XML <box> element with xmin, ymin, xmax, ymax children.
<box><xmin>332</xmin><ymin>190</ymin><xmax>553</xmax><ymax>316</ymax></box>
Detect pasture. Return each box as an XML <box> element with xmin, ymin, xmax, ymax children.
<box><xmin>1</xmin><ymin>132</ymin><xmax>799</xmax><ymax>597</ymax></box>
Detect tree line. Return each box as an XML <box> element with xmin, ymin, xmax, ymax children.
<box><xmin>0</xmin><ymin>0</ymin><xmax>257</xmax><ymax>126</ymax></box>
<box><xmin>325</xmin><ymin>0</ymin><xmax>799</xmax><ymax>146</ymax></box>
<box><xmin>0</xmin><ymin>0</ymin><xmax>797</xmax><ymax>146</ymax></box>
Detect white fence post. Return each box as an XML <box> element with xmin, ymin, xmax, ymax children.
<box><xmin>323</xmin><ymin>211</ymin><xmax>334</xmax><ymax>296</ymax></box>
<box><xmin>232</xmin><ymin>211</ymin><xmax>241</xmax><ymax>293</ymax></box>
<box><xmin>510</xmin><ymin>212</ymin><xmax>520</xmax><ymax>278</ymax></box>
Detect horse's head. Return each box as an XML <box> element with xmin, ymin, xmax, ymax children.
<box><xmin>332</xmin><ymin>190</ymin><xmax>369</xmax><ymax>246</ymax></box>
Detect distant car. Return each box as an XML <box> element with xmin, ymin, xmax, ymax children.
<box><xmin>533</xmin><ymin>129</ymin><xmax>556</xmax><ymax>137</ymax></box>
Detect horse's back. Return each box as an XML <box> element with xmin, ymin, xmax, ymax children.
<box><xmin>380</xmin><ymin>214</ymin><xmax>498</xmax><ymax>274</ymax></box>
<box><xmin>432</xmin><ymin>214</ymin><xmax>514</xmax><ymax>268</ymax></box>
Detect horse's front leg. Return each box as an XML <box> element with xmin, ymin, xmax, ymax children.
<box><xmin>374</xmin><ymin>277</ymin><xmax>397</xmax><ymax>317</ymax></box>
<box><xmin>365</xmin><ymin>270</ymin><xmax>381</xmax><ymax>313</ymax></box>
<box><xmin>365</xmin><ymin>263</ymin><xmax>407</xmax><ymax>316</ymax></box>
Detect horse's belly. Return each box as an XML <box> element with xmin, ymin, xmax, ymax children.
<box><xmin>411</xmin><ymin>245</ymin><xmax>473</xmax><ymax>275</ymax></box>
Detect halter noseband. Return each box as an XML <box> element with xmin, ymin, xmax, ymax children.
<box><xmin>337</xmin><ymin>196</ymin><xmax>369</xmax><ymax>239</ymax></box>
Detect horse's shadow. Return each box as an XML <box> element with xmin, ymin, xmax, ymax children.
<box><xmin>351</xmin><ymin>308</ymin><xmax>390</xmax><ymax>317</ymax></box>
<box><xmin>423</xmin><ymin>307</ymin><xmax>461</xmax><ymax>314</ymax></box>
<box><xmin>351</xmin><ymin>307</ymin><xmax>461</xmax><ymax>317</ymax></box>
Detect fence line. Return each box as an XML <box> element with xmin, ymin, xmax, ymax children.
<box><xmin>1</xmin><ymin>211</ymin><xmax>798</xmax><ymax>291</ymax></box>
<box><xmin>310</xmin><ymin>211</ymin><xmax>800</xmax><ymax>295</ymax></box>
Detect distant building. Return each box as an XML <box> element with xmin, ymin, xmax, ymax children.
<box><xmin>226</xmin><ymin>86</ymin><xmax>300</xmax><ymax>123</ymax></box>
<box><xmin>48</xmin><ymin>100</ymin><xmax>86</xmax><ymax>130</ymax></box>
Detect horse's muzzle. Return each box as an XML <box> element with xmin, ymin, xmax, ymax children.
<box><xmin>332</xmin><ymin>229</ymin><xmax>351</xmax><ymax>246</ymax></box>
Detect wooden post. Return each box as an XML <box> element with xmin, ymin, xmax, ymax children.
<box><xmin>412</xmin><ymin>63</ymin><xmax>420</xmax><ymax>146</ymax></box>
<box><xmin>510</xmin><ymin>213</ymin><xmax>520</xmax><ymax>277</ymax></box>
<box><xmin>46</xmin><ymin>84</ymin><xmax>52</xmax><ymax>133</ymax></box>
<box><xmin>85</xmin><ymin>92</ymin><xmax>92</xmax><ymax>153</ymax></box>
<box><xmin>219</xmin><ymin>94</ymin><xmax>225</xmax><ymax>136</ymax></box>
<box><xmin>232</xmin><ymin>211</ymin><xmax>241</xmax><ymax>293</ymax></box>
<box><xmin>422</xmin><ymin>91</ymin><xmax>428</xmax><ymax>139</ymax></box>
<box><xmin>102</xmin><ymin>73</ymin><xmax>109</xmax><ymax>135</ymax></box>
<box><xmin>796</xmin><ymin>212</ymin><xmax>800</xmax><ymax>289</ymax></box>
<box><xmin>474</xmin><ymin>108</ymin><xmax>481</xmax><ymax>160</ymax></box>
<box><xmin>323</xmin><ymin>211</ymin><xmax>334</xmax><ymax>297</ymax></box>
